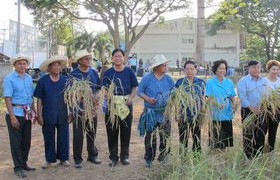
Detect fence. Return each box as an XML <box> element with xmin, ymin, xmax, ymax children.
<box><xmin>0</xmin><ymin>62</ymin><xmax>12</xmax><ymax>96</ymax></box>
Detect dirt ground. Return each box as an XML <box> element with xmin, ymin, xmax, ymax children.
<box><xmin>0</xmin><ymin>96</ymin><xmax>267</xmax><ymax>180</ymax></box>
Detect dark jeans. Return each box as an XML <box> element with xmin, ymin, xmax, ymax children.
<box><xmin>73</xmin><ymin>116</ymin><xmax>98</xmax><ymax>164</ymax></box>
<box><xmin>5</xmin><ymin>114</ymin><xmax>31</xmax><ymax>172</ymax></box>
<box><xmin>144</xmin><ymin>120</ymin><xmax>171</xmax><ymax>162</ymax></box>
<box><xmin>241</xmin><ymin>107</ymin><xmax>267</xmax><ymax>159</ymax></box>
<box><xmin>178</xmin><ymin>121</ymin><xmax>201</xmax><ymax>152</ymax></box>
<box><xmin>105</xmin><ymin>113</ymin><xmax>132</xmax><ymax>161</ymax></box>
<box><xmin>264</xmin><ymin>112</ymin><xmax>280</xmax><ymax>152</ymax></box>
<box><xmin>42</xmin><ymin>123</ymin><xmax>69</xmax><ymax>163</ymax></box>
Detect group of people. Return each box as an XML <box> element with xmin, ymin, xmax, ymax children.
<box><xmin>2</xmin><ymin>48</ymin><xmax>280</xmax><ymax>178</ymax></box>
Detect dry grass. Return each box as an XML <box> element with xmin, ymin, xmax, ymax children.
<box><xmin>64</xmin><ymin>77</ymin><xmax>97</xmax><ymax>129</ymax></box>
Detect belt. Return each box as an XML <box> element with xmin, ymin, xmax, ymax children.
<box><xmin>12</xmin><ymin>104</ymin><xmax>25</xmax><ymax>108</ymax></box>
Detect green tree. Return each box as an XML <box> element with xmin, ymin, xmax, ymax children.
<box><xmin>23</xmin><ymin>0</ymin><xmax>77</xmax><ymax>56</ymax></box>
<box><xmin>93</xmin><ymin>32</ymin><xmax>114</xmax><ymax>64</ymax></box>
<box><xmin>208</xmin><ymin>0</ymin><xmax>280</xmax><ymax>61</ymax></box>
<box><xmin>23</xmin><ymin>0</ymin><xmax>190</xmax><ymax>63</ymax></box>
<box><xmin>240</xmin><ymin>34</ymin><xmax>267</xmax><ymax>61</ymax></box>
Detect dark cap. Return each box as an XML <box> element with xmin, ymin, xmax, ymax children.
<box><xmin>248</xmin><ymin>60</ymin><xmax>260</xmax><ymax>67</ymax></box>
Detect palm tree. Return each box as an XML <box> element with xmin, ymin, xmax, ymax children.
<box><xmin>93</xmin><ymin>32</ymin><xmax>114</xmax><ymax>64</ymax></box>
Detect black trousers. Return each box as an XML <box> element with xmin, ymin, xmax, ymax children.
<box><xmin>144</xmin><ymin>120</ymin><xmax>171</xmax><ymax>162</ymax></box>
<box><xmin>5</xmin><ymin>114</ymin><xmax>31</xmax><ymax>172</ymax></box>
<box><xmin>105</xmin><ymin>113</ymin><xmax>132</xmax><ymax>161</ymax></box>
<box><xmin>178</xmin><ymin>121</ymin><xmax>201</xmax><ymax>152</ymax></box>
<box><xmin>209</xmin><ymin>121</ymin><xmax>233</xmax><ymax>149</ymax></box>
<box><xmin>264</xmin><ymin>113</ymin><xmax>280</xmax><ymax>152</ymax></box>
<box><xmin>241</xmin><ymin>107</ymin><xmax>267</xmax><ymax>159</ymax></box>
<box><xmin>73</xmin><ymin>116</ymin><xmax>98</xmax><ymax>164</ymax></box>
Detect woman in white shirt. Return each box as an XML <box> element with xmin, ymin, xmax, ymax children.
<box><xmin>265</xmin><ymin>60</ymin><xmax>280</xmax><ymax>152</ymax></box>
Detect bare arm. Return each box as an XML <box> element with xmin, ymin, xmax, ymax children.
<box><xmin>4</xmin><ymin>97</ymin><xmax>20</xmax><ymax>129</ymax></box>
<box><xmin>37</xmin><ymin>98</ymin><xmax>44</xmax><ymax>126</ymax></box>
<box><xmin>127</xmin><ymin>87</ymin><xmax>137</xmax><ymax>105</ymax></box>
<box><xmin>138</xmin><ymin>93</ymin><xmax>156</xmax><ymax>105</ymax></box>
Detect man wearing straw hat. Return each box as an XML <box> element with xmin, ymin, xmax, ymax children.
<box><xmin>137</xmin><ymin>54</ymin><xmax>174</xmax><ymax>168</ymax></box>
<box><xmin>2</xmin><ymin>55</ymin><xmax>36</xmax><ymax>178</ymax></box>
<box><xmin>33</xmin><ymin>56</ymin><xmax>70</xmax><ymax>169</ymax></box>
<box><xmin>70</xmin><ymin>50</ymin><xmax>101</xmax><ymax>168</ymax></box>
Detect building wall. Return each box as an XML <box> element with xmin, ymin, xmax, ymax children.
<box><xmin>0</xmin><ymin>62</ymin><xmax>12</xmax><ymax>81</ymax></box>
<box><xmin>131</xmin><ymin>18</ymin><xmax>241</xmax><ymax>67</ymax></box>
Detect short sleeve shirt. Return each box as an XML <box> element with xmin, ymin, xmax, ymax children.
<box><xmin>34</xmin><ymin>75</ymin><xmax>68</xmax><ymax>124</ymax></box>
<box><xmin>175</xmin><ymin>77</ymin><xmax>205</xmax><ymax>121</ymax></box>
<box><xmin>137</xmin><ymin>72</ymin><xmax>174</xmax><ymax>109</ymax></box>
<box><xmin>102</xmin><ymin>67</ymin><xmax>138</xmax><ymax>95</ymax></box>
<box><xmin>2</xmin><ymin>71</ymin><xmax>34</xmax><ymax>117</ymax></box>
<box><xmin>70</xmin><ymin>67</ymin><xmax>101</xmax><ymax>92</ymax></box>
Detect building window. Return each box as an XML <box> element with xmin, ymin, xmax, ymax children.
<box><xmin>170</xmin><ymin>21</ymin><xmax>178</xmax><ymax>30</ymax></box>
<box><xmin>182</xmin><ymin>38</ymin><xmax>194</xmax><ymax>44</ymax></box>
<box><xmin>182</xmin><ymin>20</ymin><xmax>193</xmax><ymax>29</ymax></box>
<box><xmin>182</xmin><ymin>57</ymin><xmax>193</xmax><ymax>61</ymax></box>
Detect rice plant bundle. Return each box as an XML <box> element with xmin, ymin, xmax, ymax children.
<box><xmin>64</xmin><ymin>77</ymin><xmax>97</xmax><ymax>129</ymax></box>
<box><xmin>165</xmin><ymin>83</ymin><xmax>203</xmax><ymax>123</ymax></box>
<box><xmin>106</xmin><ymin>81</ymin><xmax>129</xmax><ymax>128</ymax></box>
<box><xmin>243</xmin><ymin>87</ymin><xmax>280</xmax><ymax>129</ymax></box>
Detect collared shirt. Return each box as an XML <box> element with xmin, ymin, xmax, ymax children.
<box><xmin>206</xmin><ymin>76</ymin><xmax>236</xmax><ymax>121</ymax></box>
<box><xmin>71</xmin><ymin>67</ymin><xmax>101</xmax><ymax>92</ymax></box>
<box><xmin>237</xmin><ymin>74</ymin><xmax>266</xmax><ymax>108</ymax></box>
<box><xmin>2</xmin><ymin>71</ymin><xmax>34</xmax><ymax>117</ymax></box>
<box><xmin>137</xmin><ymin>72</ymin><xmax>174</xmax><ymax>109</ymax></box>
<box><xmin>175</xmin><ymin>77</ymin><xmax>205</xmax><ymax>121</ymax></box>
<box><xmin>34</xmin><ymin>75</ymin><xmax>68</xmax><ymax>124</ymax></box>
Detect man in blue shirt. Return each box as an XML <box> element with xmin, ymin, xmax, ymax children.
<box><xmin>137</xmin><ymin>55</ymin><xmax>174</xmax><ymax>168</ymax></box>
<box><xmin>70</xmin><ymin>50</ymin><xmax>101</xmax><ymax>168</ymax></box>
<box><xmin>2</xmin><ymin>55</ymin><xmax>36</xmax><ymax>178</ymax></box>
<box><xmin>34</xmin><ymin>56</ymin><xmax>70</xmax><ymax>169</ymax></box>
<box><xmin>237</xmin><ymin>60</ymin><xmax>267</xmax><ymax>158</ymax></box>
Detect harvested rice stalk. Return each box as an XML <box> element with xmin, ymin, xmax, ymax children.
<box><xmin>243</xmin><ymin>87</ymin><xmax>280</xmax><ymax>129</ymax></box>
<box><xmin>165</xmin><ymin>82</ymin><xmax>204</xmax><ymax>124</ymax></box>
<box><xmin>105</xmin><ymin>80</ymin><xmax>129</xmax><ymax>128</ymax></box>
<box><xmin>64</xmin><ymin>77</ymin><xmax>97</xmax><ymax>130</ymax></box>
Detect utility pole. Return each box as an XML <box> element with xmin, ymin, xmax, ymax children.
<box><xmin>0</xmin><ymin>28</ymin><xmax>8</xmax><ymax>53</ymax></box>
<box><xmin>195</xmin><ymin>0</ymin><xmax>205</xmax><ymax>65</ymax></box>
<box><xmin>16</xmin><ymin>0</ymin><xmax>21</xmax><ymax>54</ymax></box>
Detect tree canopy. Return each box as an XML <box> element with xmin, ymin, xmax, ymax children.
<box><xmin>208</xmin><ymin>0</ymin><xmax>280</xmax><ymax>61</ymax></box>
<box><xmin>23</xmin><ymin>0</ymin><xmax>190</xmax><ymax>63</ymax></box>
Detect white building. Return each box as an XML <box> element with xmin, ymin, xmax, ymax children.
<box><xmin>131</xmin><ymin>17</ymin><xmax>244</xmax><ymax>67</ymax></box>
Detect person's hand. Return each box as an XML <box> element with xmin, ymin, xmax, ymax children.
<box><xmin>10</xmin><ymin>116</ymin><xmax>20</xmax><ymax>129</ymax></box>
<box><xmin>37</xmin><ymin>115</ymin><xmax>44</xmax><ymax>126</ymax></box>
<box><xmin>249</xmin><ymin>106</ymin><xmax>259</xmax><ymax>114</ymax></box>
<box><xmin>218</xmin><ymin>104</ymin><xmax>225</xmax><ymax>110</ymax></box>
<box><xmin>126</xmin><ymin>98</ymin><xmax>133</xmax><ymax>105</ymax></box>
<box><xmin>93</xmin><ymin>96</ymin><xmax>99</xmax><ymax>106</ymax></box>
<box><xmin>146</xmin><ymin>97</ymin><xmax>156</xmax><ymax>104</ymax></box>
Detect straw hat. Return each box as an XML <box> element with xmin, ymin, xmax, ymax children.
<box><xmin>10</xmin><ymin>55</ymin><xmax>31</xmax><ymax>65</ymax></box>
<box><xmin>74</xmin><ymin>50</ymin><xmax>92</xmax><ymax>63</ymax></box>
<box><xmin>149</xmin><ymin>55</ymin><xmax>170</xmax><ymax>69</ymax></box>
<box><xmin>39</xmin><ymin>55</ymin><xmax>67</xmax><ymax>72</ymax></box>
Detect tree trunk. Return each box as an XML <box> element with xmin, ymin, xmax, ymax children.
<box><xmin>195</xmin><ymin>0</ymin><xmax>205</xmax><ymax>65</ymax></box>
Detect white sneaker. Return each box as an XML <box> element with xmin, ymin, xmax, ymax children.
<box><xmin>60</xmin><ymin>160</ymin><xmax>70</xmax><ymax>167</ymax></box>
<box><xmin>42</xmin><ymin>162</ymin><xmax>52</xmax><ymax>169</ymax></box>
